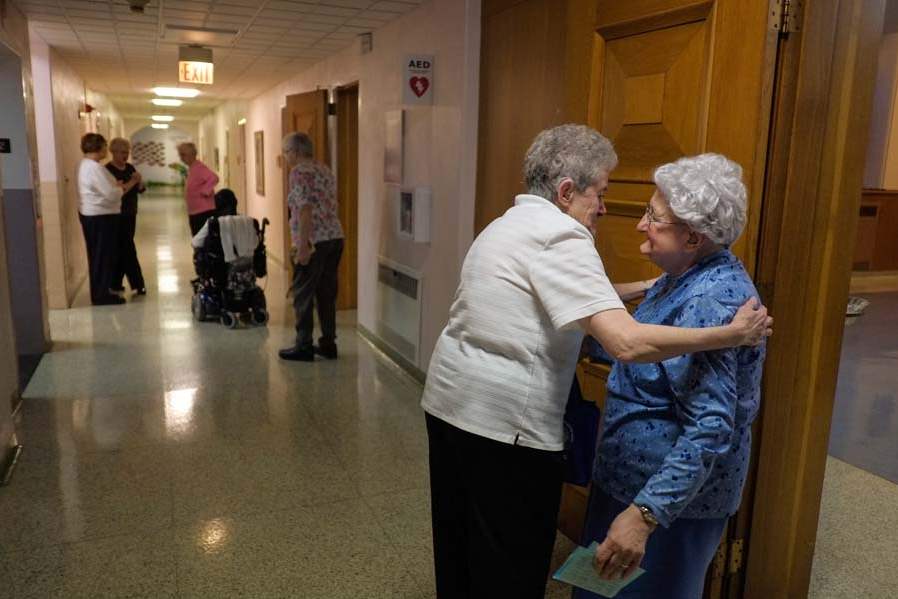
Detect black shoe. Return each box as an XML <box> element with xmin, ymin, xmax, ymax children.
<box><xmin>94</xmin><ymin>295</ymin><xmax>126</xmax><ymax>306</ymax></box>
<box><xmin>279</xmin><ymin>346</ymin><xmax>315</xmax><ymax>362</ymax></box>
<box><xmin>314</xmin><ymin>345</ymin><xmax>338</xmax><ymax>360</ymax></box>
<box><xmin>134</xmin><ymin>288</ymin><xmax>147</xmax><ymax>296</ymax></box>
<box><xmin>110</xmin><ymin>286</ymin><xmax>125</xmax><ymax>293</ymax></box>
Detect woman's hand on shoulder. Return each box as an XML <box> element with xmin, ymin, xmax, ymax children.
<box><xmin>731</xmin><ymin>297</ymin><xmax>772</xmax><ymax>346</ymax></box>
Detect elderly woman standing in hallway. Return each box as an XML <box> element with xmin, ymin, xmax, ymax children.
<box><xmin>77</xmin><ymin>133</ymin><xmax>140</xmax><ymax>306</ymax></box>
<box><xmin>178</xmin><ymin>142</ymin><xmax>219</xmax><ymax>236</ymax></box>
<box><xmin>420</xmin><ymin>125</ymin><xmax>772</xmax><ymax>599</ymax></box>
<box><xmin>278</xmin><ymin>132</ymin><xmax>345</xmax><ymax>362</ymax></box>
<box><xmin>577</xmin><ymin>154</ymin><xmax>766</xmax><ymax>599</ymax></box>
<box><xmin>106</xmin><ymin>137</ymin><xmax>146</xmax><ymax>296</ymax></box>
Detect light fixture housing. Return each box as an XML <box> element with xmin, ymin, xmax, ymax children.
<box><xmin>151</xmin><ymin>115</ymin><xmax>175</xmax><ymax>122</ymax></box>
<box><xmin>151</xmin><ymin>123</ymin><xmax>170</xmax><ymax>129</ymax></box>
<box><xmin>237</xmin><ymin>118</ymin><xmax>247</xmax><ymax>126</ymax></box>
<box><xmin>153</xmin><ymin>87</ymin><xmax>200</xmax><ymax>98</ymax></box>
<box><xmin>178</xmin><ymin>45</ymin><xmax>214</xmax><ymax>85</ymax></box>
<box><xmin>152</xmin><ymin>98</ymin><xmax>183</xmax><ymax>107</ymax></box>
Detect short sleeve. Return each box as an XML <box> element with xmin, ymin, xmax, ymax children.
<box><xmin>530</xmin><ymin>228</ymin><xmax>624</xmax><ymax>330</ymax></box>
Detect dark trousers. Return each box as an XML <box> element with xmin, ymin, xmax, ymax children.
<box><xmin>292</xmin><ymin>238</ymin><xmax>344</xmax><ymax>350</ymax></box>
<box><xmin>425</xmin><ymin>413</ymin><xmax>565</xmax><ymax>599</ymax></box>
<box><xmin>79</xmin><ymin>213</ymin><xmax>121</xmax><ymax>304</ymax></box>
<box><xmin>574</xmin><ymin>487</ymin><xmax>727</xmax><ymax>599</ymax></box>
<box><xmin>189</xmin><ymin>209</ymin><xmax>216</xmax><ymax>236</ymax></box>
<box><xmin>116</xmin><ymin>211</ymin><xmax>145</xmax><ymax>290</ymax></box>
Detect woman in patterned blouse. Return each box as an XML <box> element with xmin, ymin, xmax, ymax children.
<box><xmin>578</xmin><ymin>154</ymin><xmax>767</xmax><ymax>599</ymax></box>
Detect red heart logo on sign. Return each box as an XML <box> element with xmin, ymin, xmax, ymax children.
<box><xmin>410</xmin><ymin>76</ymin><xmax>430</xmax><ymax>98</ymax></box>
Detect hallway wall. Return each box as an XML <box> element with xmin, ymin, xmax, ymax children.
<box><xmin>202</xmin><ymin>0</ymin><xmax>480</xmax><ymax>370</ymax></box>
<box><xmin>0</xmin><ymin>0</ymin><xmax>35</xmax><ymax>477</ymax></box>
<box><xmin>197</xmin><ymin>100</ymin><xmax>247</xmax><ymax>193</ymax></box>
<box><xmin>29</xmin><ymin>29</ymin><xmax>125</xmax><ymax>308</ymax></box>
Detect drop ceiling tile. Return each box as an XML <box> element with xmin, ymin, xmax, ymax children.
<box><xmin>372</xmin><ymin>0</ymin><xmax>419</xmax><ymax>12</ymax></box>
<box><xmin>320</xmin><ymin>0</ymin><xmax>373</xmax><ymax>9</ymax></box>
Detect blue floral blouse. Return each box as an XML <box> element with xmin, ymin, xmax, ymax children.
<box><xmin>589</xmin><ymin>250</ymin><xmax>766</xmax><ymax>528</ymax></box>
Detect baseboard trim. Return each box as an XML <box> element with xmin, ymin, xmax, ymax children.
<box><xmin>0</xmin><ymin>438</ymin><xmax>23</xmax><ymax>487</ymax></box>
<box><xmin>357</xmin><ymin>324</ymin><xmax>426</xmax><ymax>385</ymax></box>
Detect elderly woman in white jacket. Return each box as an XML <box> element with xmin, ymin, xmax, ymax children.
<box><xmin>77</xmin><ymin>133</ymin><xmax>140</xmax><ymax>306</ymax></box>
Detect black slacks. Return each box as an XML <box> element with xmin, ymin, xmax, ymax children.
<box><xmin>292</xmin><ymin>238</ymin><xmax>344</xmax><ymax>350</ymax></box>
<box><xmin>79</xmin><ymin>212</ymin><xmax>121</xmax><ymax>304</ymax></box>
<box><xmin>116</xmin><ymin>211</ymin><xmax>145</xmax><ymax>291</ymax></box>
<box><xmin>425</xmin><ymin>413</ymin><xmax>565</xmax><ymax>599</ymax></box>
<box><xmin>189</xmin><ymin>209</ymin><xmax>216</xmax><ymax>236</ymax></box>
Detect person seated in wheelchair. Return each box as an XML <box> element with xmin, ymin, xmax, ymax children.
<box><xmin>191</xmin><ymin>189</ymin><xmax>269</xmax><ymax>325</ymax></box>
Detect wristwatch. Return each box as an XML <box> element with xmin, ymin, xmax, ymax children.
<box><xmin>635</xmin><ymin>504</ymin><xmax>659</xmax><ymax>528</ymax></box>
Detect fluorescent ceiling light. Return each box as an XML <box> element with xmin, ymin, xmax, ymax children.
<box><xmin>152</xmin><ymin>98</ymin><xmax>183</xmax><ymax>107</ymax></box>
<box><xmin>151</xmin><ymin>115</ymin><xmax>174</xmax><ymax>122</ymax></box>
<box><xmin>152</xmin><ymin>123</ymin><xmax>170</xmax><ymax>129</ymax></box>
<box><xmin>237</xmin><ymin>118</ymin><xmax>246</xmax><ymax>125</ymax></box>
<box><xmin>153</xmin><ymin>87</ymin><xmax>200</xmax><ymax>98</ymax></box>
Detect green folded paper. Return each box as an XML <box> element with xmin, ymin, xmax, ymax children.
<box><xmin>552</xmin><ymin>542</ymin><xmax>645</xmax><ymax>598</ymax></box>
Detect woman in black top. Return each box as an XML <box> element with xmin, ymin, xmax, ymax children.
<box><xmin>106</xmin><ymin>138</ymin><xmax>146</xmax><ymax>295</ymax></box>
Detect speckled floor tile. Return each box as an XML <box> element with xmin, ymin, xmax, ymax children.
<box><xmin>0</xmin><ymin>445</ymin><xmax>173</xmax><ymax>551</ymax></box>
<box><xmin>175</xmin><ymin>499</ymin><xmax>421</xmax><ymax>598</ymax></box>
<box><xmin>2</xmin><ymin>528</ymin><xmax>177</xmax><ymax>598</ymax></box>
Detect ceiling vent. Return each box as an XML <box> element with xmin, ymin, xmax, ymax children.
<box><xmin>163</xmin><ymin>24</ymin><xmax>238</xmax><ymax>46</ymax></box>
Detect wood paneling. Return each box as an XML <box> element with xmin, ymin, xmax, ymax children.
<box><xmin>854</xmin><ymin>189</ymin><xmax>898</xmax><ymax>270</ymax></box>
<box><xmin>476</xmin><ymin>0</ymin><xmax>566</xmax><ymax>233</ymax></box>
<box><xmin>746</xmin><ymin>1</ymin><xmax>885</xmax><ymax>597</ymax></box>
<box><xmin>336</xmin><ymin>85</ymin><xmax>359</xmax><ymax>311</ymax></box>
<box><xmin>590</xmin><ymin>0</ymin><xmax>775</xmax><ymax>281</ymax></box>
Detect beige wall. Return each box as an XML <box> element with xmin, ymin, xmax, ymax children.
<box><xmin>197</xmin><ymin>100</ymin><xmax>247</xmax><ymax>197</ymax></box>
<box><xmin>202</xmin><ymin>0</ymin><xmax>480</xmax><ymax>370</ymax></box>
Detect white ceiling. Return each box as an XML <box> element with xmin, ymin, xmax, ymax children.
<box><xmin>15</xmin><ymin>0</ymin><xmax>423</xmax><ymax>119</ymax></box>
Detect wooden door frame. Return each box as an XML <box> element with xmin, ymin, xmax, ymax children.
<box><xmin>335</xmin><ymin>82</ymin><xmax>359</xmax><ymax>311</ymax></box>
<box><xmin>742</xmin><ymin>1</ymin><xmax>884</xmax><ymax>597</ymax></box>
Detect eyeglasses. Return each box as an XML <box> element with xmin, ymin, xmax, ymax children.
<box><xmin>643</xmin><ymin>204</ymin><xmax>687</xmax><ymax>227</ymax></box>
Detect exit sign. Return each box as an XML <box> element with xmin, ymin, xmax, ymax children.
<box><xmin>179</xmin><ymin>61</ymin><xmax>213</xmax><ymax>85</ymax></box>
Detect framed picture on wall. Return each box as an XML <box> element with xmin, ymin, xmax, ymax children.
<box><xmin>384</xmin><ymin>109</ymin><xmax>404</xmax><ymax>184</ymax></box>
<box><xmin>254</xmin><ymin>130</ymin><xmax>265</xmax><ymax>196</ymax></box>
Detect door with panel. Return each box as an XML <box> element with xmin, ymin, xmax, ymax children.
<box><xmin>281</xmin><ymin>90</ymin><xmax>329</xmax><ymax>265</ymax></box>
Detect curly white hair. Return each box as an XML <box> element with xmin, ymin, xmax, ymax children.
<box><xmin>653</xmin><ymin>153</ymin><xmax>747</xmax><ymax>246</ymax></box>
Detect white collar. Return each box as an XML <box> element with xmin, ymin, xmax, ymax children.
<box><xmin>514</xmin><ymin>194</ymin><xmax>561</xmax><ymax>211</ymax></box>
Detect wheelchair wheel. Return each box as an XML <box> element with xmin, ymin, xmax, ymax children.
<box><xmin>252</xmin><ymin>309</ymin><xmax>269</xmax><ymax>326</ymax></box>
<box><xmin>221</xmin><ymin>311</ymin><xmax>239</xmax><ymax>329</ymax></box>
<box><xmin>192</xmin><ymin>294</ymin><xmax>206</xmax><ymax>322</ymax></box>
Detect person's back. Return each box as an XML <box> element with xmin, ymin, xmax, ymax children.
<box><xmin>289</xmin><ymin>160</ymin><xmax>343</xmax><ymax>243</ymax></box>
<box><xmin>422</xmin><ymin>193</ymin><xmax>622</xmax><ymax>451</ymax></box>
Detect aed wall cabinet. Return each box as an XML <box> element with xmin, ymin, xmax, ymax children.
<box><xmin>392</xmin><ymin>185</ymin><xmax>431</xmax><ymax>243</ymax></box>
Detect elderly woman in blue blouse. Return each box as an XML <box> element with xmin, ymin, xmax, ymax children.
<box><xmin>576</xmin><ymin>153</ymin><xmax>766</xmax><ymax>599</ymax></box>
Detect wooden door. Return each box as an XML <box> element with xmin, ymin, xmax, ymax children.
<box><xmin>281</xmin><ymin>90</ymin><xmax>329</xmax><ymax>265</ymax></box>
<box><xmin>336</xmin><ymin>85</ymin><xmax>359</xmax><ymax>311</ymax></box>
<box><xmin>589</xmin><ymin>0</ymin><xmax>776</xmax><ymax>283</ymax></box>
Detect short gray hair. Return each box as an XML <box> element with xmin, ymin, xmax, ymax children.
<box><xmin>654</xmin><ymin>153</ymin><xmax>747</xmax><ymax>246</ymax></box>
<box><xmin>283</xmin><ymin>132</ymin><xmax>313</xmax><ymax>158</ymax></box>
<box><xmin>523</xmin><ymin>124</ymin><xmax>618</xmax><ymax>201</ymax></box>
<box><xmin>177</xmin><ymin>142</ymin><xmax>197</xmax><ymax>155</ymax></box>
<box><xmin>109</xmin><ymin>137</ymin><xmax>130</xmax><ymax>152</ymax></box>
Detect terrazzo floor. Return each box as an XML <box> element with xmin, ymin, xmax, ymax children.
<box><xmin>1</xmin><ymin>190</ymin><xmax>895</xmax><ymax>598</ymax></box>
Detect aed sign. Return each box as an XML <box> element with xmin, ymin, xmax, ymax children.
<box><xmin>403</xmin><ymin>54</ymin><xmax>434</xmax><ymax>105</ymax></box>
<box><xmin>179</xmin><ymin>61</ymin><xmax>214</xmax><ymax>85</ymax></box>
